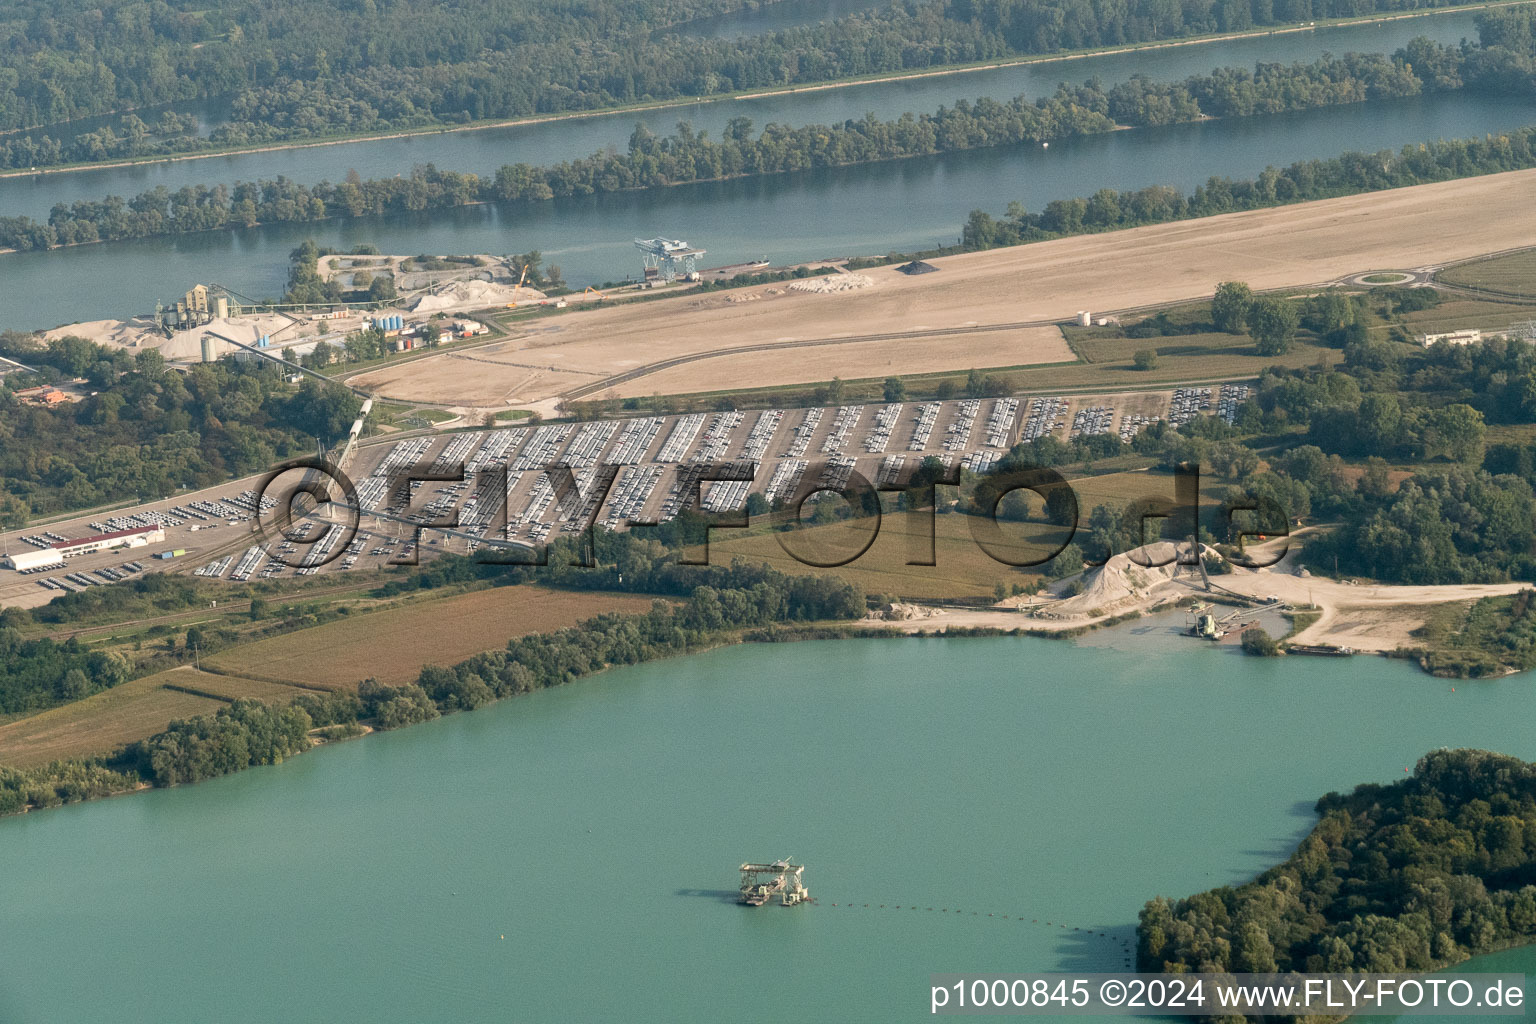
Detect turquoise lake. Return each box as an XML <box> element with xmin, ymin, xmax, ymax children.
<box><xmin>1</xmin><ymin>628</ymin><xmax>1531</xmax><ymax>1021</ymax></box>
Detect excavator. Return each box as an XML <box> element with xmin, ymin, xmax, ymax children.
<box><xmin>504</xmin><ymin>263</ymin><xmax>531</xmax><ymax>308</ymax></box>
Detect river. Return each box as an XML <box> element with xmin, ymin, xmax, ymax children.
<box><xmin>0</xmin><ymin>9</ymin><xmax>1484</xmax><ymax>223</ymax></box>
<box><xmin>6</xmin><ymin>87</ymin><xmax>1533</xmax><ymax>332</ymax></box>
<box><xmin>0</xmin><ymin>629</ymin><xmax>1530</xmax><ymax>1021</ymax></box>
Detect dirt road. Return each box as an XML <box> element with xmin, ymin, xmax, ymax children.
<box><xmin>350</xmin><ymin>168</ymin><xmax>1536</xmax><ymax>406</ymax></box>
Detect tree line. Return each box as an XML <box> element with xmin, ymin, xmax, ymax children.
<box><xmin>960</xmin><ymin>129</ymin><xmax>1536</xmax><ymax>252</ymax></box>
<box><xmin>0</xmin><ymin>529</ymin><xmax>867</xmax><ymax>815</ymax></box>
<box><xmin>0</xmin><ymin>0</ymin><xmax>1505</xmax><ymax>170</ymax></box>
<box><xmin>0</xmin><ymin>615</ymin><xmax>131</xmax><ymax>716</ymax></box>
<box><xmin>9</xmin><ymin>15</ymin><xmax>1536</xmax><ymax>253</ymax></box>
<box><xmin>1227</xmin><ymin>319</ymin><xmax>1536</xmax><ymax>584</ymax></box>
<box><xmin>1141</xmin><ymin>749</ymin><xmax>1536</xmax><ymax>985</ymax></box>
<box><xmin>3</xmin><ymin>89</ymin><xmax>1118</xmax><ymax>251</ymax></box>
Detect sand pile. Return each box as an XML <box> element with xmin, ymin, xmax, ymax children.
<box><xmin>408</xmin><ymin>281</ymin><xmax>546</xmax><ymax>312</ymax></box>
<box><xmin>1020</xmin><ymin>541</ymin><xmax>1209</xmax><ymax>620</ymax></box>
<box><xmin>867</xmin><ymin>602</ymin><xmax>944</xmax><ymax>621</ymax></box>
<box><xmin>44</xmin><ymin>318</ymin><xmax>158</xmax><ymax>349</ymax></box>
<box><xmin>788</xmin><ymin>274</ymin><xmax>874</xmax><ymax>294</ymax></box>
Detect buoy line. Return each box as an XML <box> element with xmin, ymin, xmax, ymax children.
<box><xmin>817</xmin><ymin>900</ymin><xmax>1137</xmax><ymax>969</ymax></box>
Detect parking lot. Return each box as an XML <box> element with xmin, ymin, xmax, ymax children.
<box><xmin>0</xmin><ymin>383</ymin><xmax>1256</xmax><ymax>605</ymax></box>
<box><xmin>0</xmin><ymin>474</ymin><xmax>291</xmax><ymax>609</ymax></box>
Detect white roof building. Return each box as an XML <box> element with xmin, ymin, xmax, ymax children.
<box><xmin>4</xmin><ymin>548</ymin><xmax>66</xmax><ymax>572</ymax></box>
<box><xmin>1418</xmin><ymin>329</ymin><xmax>1482</xmax><ymax>347</ymax></box>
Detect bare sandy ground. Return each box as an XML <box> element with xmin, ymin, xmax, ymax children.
<box><xmin>47</xmin><ymin>312</ymin><xmax>310</xmax><ymax>361</ymax></box>
<box><xmin>350</xmin><ymin>169</ymin><xmax>1536</xmax><ymax>406</ymax></box>
<box><xmin>605</xmin><ymin>326</ymin><xmax>1072</xmax><ymax>398</ymax></box>
<box><xmin>356</xmin><ymin>348</ymin><xmax>601</xmax><ymax>405</ymax></box>
<box><xmin>860</xmin><ymin>538</ymin><xmax>1530</xmax><ymax>647</ymax></box>
<box><xmin>1216</xmin><ymin>572</ymin><xmax>1526</xmax><ymax>651</ymax></box>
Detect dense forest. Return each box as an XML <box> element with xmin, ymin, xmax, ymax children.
<box><xmin>1140</xmin><ymin>749</ymin><xmax>1536</xmax><ymax>985</ymax></box>
<box><xmin>0</xmin><ymin>618</ymin><xmax>132</xmax><ymax>716</ymax></box>
<box><xmin>0</xmin><ymin>0</ymin><xmax>1502</xmax><ymax>168</ymax></box>
<box><xmin>1228</xmin><ymin>327</ymin><xmax>1536</xmax><ymax>585</ymax></box>
<box><xmin>7</xmin><ymin>13</ymin><xmax>1536</xmax><ymax>250</ymax></box>
<box><xmin>0</xmin><ymin>328</ymin><xmax>363</xmax><ymax>518</ymax></box>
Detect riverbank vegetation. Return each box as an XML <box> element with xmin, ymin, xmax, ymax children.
<box><xmin>1400</xmin><ymin>590</ymin><xmax>1536</xmax><ymax>676</ymax></box>
<box><xmin>0</xmin><ymin>0</ymin><xmax>1507</xmax><ymax>171</ymax></box>
<box><xmin>1140</xmin><ymin>749</ymin><xmax>1536</xmax><ymax>983</ymax></box>
<box><xmin>6</xmin><ymin>10</ymin><xmax>1536</xmax><ymax>254</ymax></box>
<box><xmin>0</xmin><ymin>532</ymin><xmax>866</xmax><ymax>815</ymax></box>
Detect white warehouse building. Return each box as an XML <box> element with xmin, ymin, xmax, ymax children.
<box><xmin>4</xmin><ymin>548</ymin><xmax>66</xmax><ymax>572</ymax></box>
<box><xmin>4</xmin><ymin>525</ymin><xmax>165</xmax><ymax>572</ymax></box>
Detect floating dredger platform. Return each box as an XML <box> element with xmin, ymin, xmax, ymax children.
<box><xmin>739</xmin><ymin>859</ymin><xmax>809</xmax><ymax>906</ymax></box>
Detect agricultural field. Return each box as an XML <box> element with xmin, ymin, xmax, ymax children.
<box><xmin>204</xmin><ymin>585</ymin><xmax>659</xmax><ymax>688</ymax></box>
<box><xmin>702</xmin><ymin>511</ymin><xmax>1061</xmax><ymax>600</ymax></box>
<box><xmin>0</xmin><ymin>673</ymin><xmax>225</xmax><ymax>767</ymax></box>
<box><xmin>163</xmin><ymin>671</ymin><xmax>322</xmax><ymax>704</ymax></box>
<box><xmin>0</xmin><ymin>667</ymin><xmax>323</xmax><ymax>767</ymax></box>
<box><xmin>1067</xmin><ymin>329</ymin><xmax>1329</xmax><ymax>380</ymax></box>
<box><xmin>702</xmin><ymin>464</ymin><xmax>1253</xmax><ymax>600</ymax></box>
<box><xmin>605</xmin><ymin>327</ymin><xmax>1075</xmax><ymax>399</ymax></box>
<box><xmin>1439</xmin><ymin>250</ymin><xmax>1536</xmax><ymax>298</ymax></box>
<box><xmin>1396</xmin><ymin>296</ymin><xmax>1536</xmax><ymax>337</ymax></box>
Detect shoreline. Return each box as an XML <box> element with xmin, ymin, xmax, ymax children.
<box><xmin>0</xmin><ymin>95</ymin><xmax>1524</xmax><ymax>264</ymax></box>
<box><xmin>0</xmin><ymin>0</ymin><xmax>1522</xmax><ymax>184</ymax></box>
<box><xmin>1</xmin><ymin>572</ymin><xmax>1525</xmax><ymax>823</ymax></box>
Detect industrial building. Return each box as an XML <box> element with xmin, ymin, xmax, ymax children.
<box><xmin>1417</xmin><ymin>329</ymin><xmax>1483</xmax><ymax>347</ymax></box>
<box><xmin>3</xmin><ymin>548</ymin><xmax>66</xmax><ymax>573</ymax></box>
<box><xmin>159</xmin><ymin>283</ymin><xmax>233</xmax><ymax>332</ymax></box>
<box><xmin>13</xmin><ymin>385</ymin><xmax>74</xmax><ymax>407</ymax></box>
<box><xmin>4</xmin><ymin>525</ymin><xmax>165</xmax><ymax>571</ymax></box>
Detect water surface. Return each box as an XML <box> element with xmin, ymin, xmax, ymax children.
<box><xmin>0</xmin><ymin>10</ymin><xmax>1482</xmax><ymax>221</ymax></box>
<box><xmin>6</xmin><ymin>88</ymin><xmax>1531</xmax><ymax>331</ymax></box>
<box><xmin>1</xmin><ymin>633</ymin><xmax>1531</xmax><ymax>1022</ymax></box>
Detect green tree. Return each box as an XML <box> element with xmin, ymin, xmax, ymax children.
<box><xmin>59</xmin><ymin>668</ymin><xmax>91</xmax><ymax>700</ymax></box>
<box><xmin>1211</xmin><ymin>281</ymin><xmax>1254</xmax><ymax>333</ymax></box>
<box><xmin>1048</xmin><ymin>543</ymin><xmax>1084</xmax><ymax>578</ymax></box>
<box><xmin>1357</xmin><ymin>394</ymin><xmax>1403</xmax><ymax>451</ymax></box>
<box><xmin>0</xmin><ymin>495</ymin><xmax>28</xmax><ymax>530</ymax></box>
<box><xmin>1133</xmin><ymin>348</ymin><xmax>1159</xmax><ymax>371</ymax></box>
<box><xmin>134</xmin><ymin>348</ymin><xmax>165</xmax><ymax>378</ymax></box>
<box><xmin>1249</xmin><ymin>296</ymin><xmax>1300</xmax><ymax>355</ymax></box>
<box><xmin>1359</xmin><ymin>457</ymin><xmax>1393</xmax><ymax>499</ymax></box>
<box><xmin>1240</xmin><ymin>626</ymin><xmax>1280</xmax><ymax>656</ymax></box>
<box><xmin>883</xmin><ymin>376</ymin><xmax>907</xmax><ymax>402</ymax></box>
<box><xmin>1428</xmin><ymin>404</ymin><xmax>1486</xmax><ymax>463</ymax></box>
<box><xmin>1306</xmin><ymin>290</ymin><xmax>1357</xmax><ymax>335</ymax></box>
